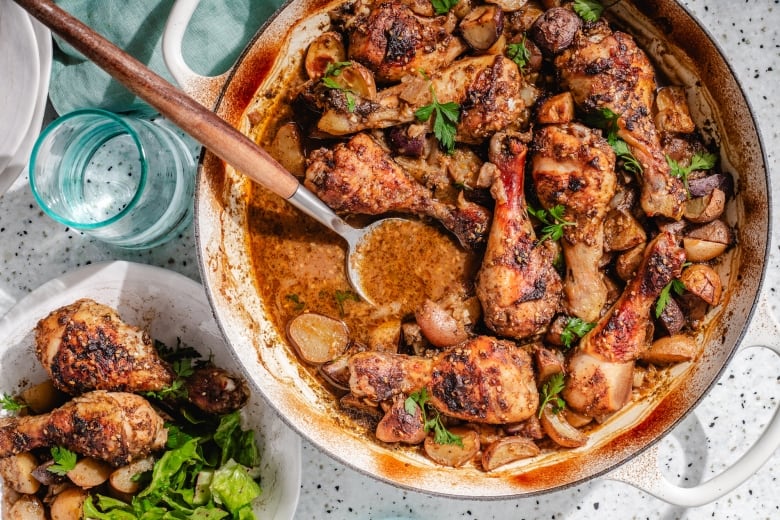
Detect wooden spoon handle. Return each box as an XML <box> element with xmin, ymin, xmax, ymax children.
<box><xmin>15</xmin><ymin>0</ymin><xmax>300</xmax><ymax>199</ymax></box>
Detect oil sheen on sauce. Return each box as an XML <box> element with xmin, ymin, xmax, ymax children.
<box><xmin>247</xmin><ymin>184</ymin><xmax>478</xmax><ymax>345</ymax></box>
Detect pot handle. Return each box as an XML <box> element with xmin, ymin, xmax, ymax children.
<box><xmin>162</xmin><ymin>0</ymin><xmax>227</xmax><ymax>107</ymax></box>
<box><xmin>607</xmin><ymin>292</ymin><xmax>780</xmax><ymax>506</ymax></box>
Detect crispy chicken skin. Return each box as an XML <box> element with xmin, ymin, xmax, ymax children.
<box><xmin>531</xmin><ymin>122</ymin><xmax>617</xmax><ymax>322</ymax></box>
<box><xmin>556</xmin><ymin>22</ymin><xmax>687</xmax><ymax>220</ymax></box>
<box><xmin>316</xmin><ymin>55</ymin><xmax>528</xmax><ymax>144</ymax></box>
<box><xmin>563</xmin><ymin>231</ymin><xmax>686</xmax><ymax>415</ymax></box>
<box><xmin>184</xmin><ymin>366</ymin><xmax>250</xmax><ymax>415</ymax></box>
<box><xmin>476</xmin><ymin>132</ymin><xmax>563</xmax><ymax>339</ymax></box>
<box><xmin>305</xmin><ymin>132</ymin><xmax>490</xmax><ymax>249</ymax></box>
<box><xmin>0</xmin><ymin>391</ymin><xmax>167</xmax><ymax>466</ymax></box>
<box><xmin>347</xmin><ymin>1</ymin><xmax>466</xmax><ymax>83</ymax></box>
<box><xmin>34</xmin><ymin>299</ymin><xmax>175</xmax><ymax>395</ymax></box>
<box><xmin>349</xmin><ymin>335</ymin><xmax>538</xmax><ymax>424</ymax></box>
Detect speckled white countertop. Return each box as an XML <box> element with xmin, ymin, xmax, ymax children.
<box><xmin>1</xmin><ymin>1</ymin><xmax>778</xmax><ymax>519</ymax></box>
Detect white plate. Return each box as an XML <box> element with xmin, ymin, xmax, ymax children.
<box><xmin>0</xmin><ymin>261</ymin><xmax>301</xmax><ymax>519</ymax></box>
<box><xmin>0</xmin><ymin>4</ymin><xmax>50</xmax><ymax>195</ymax></box>
<box><xmin>0</xmin><ymin>0</ymin><xmax>40</xmax><ymax>175</ymax></box>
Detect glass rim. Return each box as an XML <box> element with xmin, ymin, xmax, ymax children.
<box><xmin>29</xmin><ymin>108</ymin><xmax>149</xmax><ymax>230</ymax></box>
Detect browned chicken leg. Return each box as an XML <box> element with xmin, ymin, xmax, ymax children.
<box><xmin>305</xmin><ymin>132</ymin><xmax>490</xmax><ymax>249</ymax></box>
<box><xmin>0</xmin><ymin>391</ymin><xmax>167</xmax><ymax>466</ymax></box>
<box><xmin>317</xmin><ymin>54</ymin><xmax>529</xmax><ymax>144</ymax></box>
<box><xmin>347</xmin><ymin>0</ymin><xmax>466</xmax><ymax>83</ymax></box>
<box><xmin>531</xmin><ymin>122</ymin><xmax>617</xmax><ymax>322</ymax></box>
<box><xmin>35</xmin><ymin>299</ymin><xmax>175</xmax><ymax>395</ymax></box>
<box><xmin>349</xmin><ymin>335</ymin><xmax>538</xmax><ymax>424</ymax></box>
<box><xmin>555</xmin><ymin>22</ymin><xmax>687</xmax><ymax>220</ymax></box>
<box><xmin>563</xmin><ymin>231</ymin><xmax>686</xmax><ymax>416</ymax></box>
<box><xmin>476</xmin><ymin>132</ymin><xmax>563</xmax><ymax>339</ymax></box>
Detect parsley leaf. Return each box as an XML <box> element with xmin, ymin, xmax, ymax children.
<box><xmin>414</xmin><ymin>86</ymin><xmax>460</xmax><ymax>154</ymax></box>
<box><xmin>321</xmin><ymin>61</ymin><xmax>358</xmax><ymax>113</ymax></box>
<box><xmin>666</xmin><ymin>151</ymin><xmax>717</xmax><ymax>195</ymax></box>
<box><xmin>1</xmin><ymin>393</ymin><xmax>26</xmax><ymax>412</ymax></box>
<box><xmin>48</xmin><ymin>446</ymin><xmax>78</xmax><ymax>475</ymax></box>
<box><xmin>655</xmin><ymin>279</ymin><xmax>686</xmax><ymax>318</ymax></box>
<box><xmin>144</xmin><ymin>358</ymin><xmax>193</xmax><ymax>401</ymax></box>
<box><xmin>405</xmin><ymin>388</ymin><xmax>463</xmax><ymax>446</ymax></box>
<box><xmin>538</xmin><ymin>373</ymin><xmax>566</xmax><ymax>418</ymax></box>
<box><xmin>285</xmin><ymin>293</ymin><xmax>306</xmax><ymax>311</ymax></box>
<box><xmin>560</xmin><ymin>317</ymin><xmax>596</xmax><ymax>349</ymax></box>
<box><xmin>430</xmin><ymin>0</ymin><xmax>458</xmax><ymax>15</ymax></box>
<box><xmin>334</xmin><ymin>289</ymin><xmax>359</xmax><ymax>317</ymax></box>
<box><xmin>527</xmin><ymin>204</ymin><xmax>575</xmax><ymax>243</ymax></box>
<box><xmin>586</xmin><ymin>107</ymin><xmax>643</xmax><ymax>174</ymax></box>
<box><xmin>573</xmin><ymin>0</ymin><xmax>604</xmax><ymax>22</ymax></box>
<box><xmin>506</xmin><ymin>36</ymin><xmax>531</xmax><ymax>70</ymax></box>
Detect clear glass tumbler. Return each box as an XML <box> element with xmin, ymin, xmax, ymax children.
<box><xmin>29</xmin><ymin>109</ymin><xmax>196</xmax><ymax>249</ymax></box>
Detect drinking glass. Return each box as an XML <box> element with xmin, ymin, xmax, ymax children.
<box><xmin>29</xmin><ymin>109</ymin><xmax>196</xmax><ymax>249</ymax></box>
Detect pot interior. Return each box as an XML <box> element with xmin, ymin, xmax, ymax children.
<box><xmin>194</xmin><ymin>0</ymin><xmax>769</xmax><ymax>497</ymax></box>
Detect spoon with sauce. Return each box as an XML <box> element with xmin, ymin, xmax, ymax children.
<box><xmin>16</xmin><ymin>0</ymin><xmax>400</xmax><ymax>303</ymax></box>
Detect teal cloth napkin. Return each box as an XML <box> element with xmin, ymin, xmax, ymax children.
<box><xmin>50</xmin><ymin>0</ymin><xmax>285</xmax><ymax>115</ymax></box>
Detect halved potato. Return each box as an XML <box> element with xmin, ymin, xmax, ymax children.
<box><xmin>286</xmin><ymin>312</ymin><xmax>351</xmax><ymax>364</ymax></box>
<box><xmin>481</xmin><ymin>436</ymin><xmax>540</xmax><ymax>471</ymax></box>
<box><xmin>423</xmin><ymin>427</ymin><xmax>480</xmax><ymax>467</ymax></box>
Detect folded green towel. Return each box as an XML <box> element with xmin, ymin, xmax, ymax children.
<box><xmin>50</xmin><ymin>0</ymin><xmax>284</xmax><ymax>115</ymax></box>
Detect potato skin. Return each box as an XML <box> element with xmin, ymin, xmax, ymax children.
<box><xmin>0</xmin><ymin>452</ymin><xmax>40</xmax><ymax>494</ymax></box>
<box><xmin>529</xmin><ymin>7</ymin><xmax>582</xmax><ymax>55</ymax></box>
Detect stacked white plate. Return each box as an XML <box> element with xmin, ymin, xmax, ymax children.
<box><xmin>0</xmin><ymin>0</ymin><xmax>52</xmax><ymax>195</ymax></box>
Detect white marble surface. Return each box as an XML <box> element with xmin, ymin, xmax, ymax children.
<box><xmin>0</xmin><ymin>1</ymin><xmax>778</xmax><ymax>519</ymax></box>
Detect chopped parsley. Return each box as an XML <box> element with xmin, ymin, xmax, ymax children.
<box><xmin>430</xmin><ymin>0</ymin><xmax>459</xmax><ymax>15</ymax></box>
<box><xmin>48</xmin><ymin>446</ymin><xmax>78</xmax><ymax>476</ymax></box>
<box><xmin>144</xmin><ymin>358</ymin><xmax>193</xmax><ymax>401</ymax></box>
<box><xmin>527</xmin><ymin>204</ymin><xmax>575</xmax><ymax>243</ymax></box>
<box><xmin>538</xmin><ymin>372</ymin><xmax>566</xmax><ymax>418</ymax></box>
<box><xmin>414</xmin><ymin>86</ymin><xmax>460</xmax><ymax>154</ymax></box>
<box><xmin>285</xmin><ymin>293</ymin><xmax>306</xmax><ymax>311</ymax></box>
<box><xmin>334</xmin><ymin>289</ymin><xmax>359</xmax><ymax>317</ymax></box>
<box><xmin>1</xmin><ymin>393</ymin><xmax>26</xmax><ymax>412</ymax></box>
<box><xmin>321</xmin><ymin>61</ymin><xmax>357</xmax><ymax>112</ymax></box>
<box><xmin>560</xmin><ymin>317</ymin><xmax>596</xmax><ymax>349</ymax></box>
<box><xmin>573</xmin><ymin>0</ymin><xmax>604</xmax><ymax>22</ymax></box>
<box><xmin>666</xmin><ymin>151</ymin><xmax>718</xmax><ymax>195</ymax></box>
<box><xmin>507</xmin><ymin>36</ymin><xmax>531</xmax><ymax>70</ymax></box>
<box><xmin>405</xmin><ymin>388</ymin><xmax>463</xmax><ymax>446</ymax></box>
<box><xmin>655</xmin><ymin>279</ymin><xmax>686</xmax><ymax>318</ymax></box>
<box><xmin>586</xmin><ymin>107</ymin><xmax>643</xmax><ymax>175</ymax></box>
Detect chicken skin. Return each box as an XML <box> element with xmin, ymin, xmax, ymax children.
<box><xmin>563</xmin><ymin>231</ymin><xmax>686</xmax><ymax>416</ymax></box>
<box><xmin>347</xmin><ymin>0</ymin><xmax>466</xmax><ymax>83</ymax></box>
<box><xmin>34</xmin><ymin>299</ymin><xmax>174</xmax><ymax>395</ymax></box>
<box><xmin>349</xmin><ymin>335</ymin><xmax>539</xmax><ymax>424</ymax></box>
<box><xmin>305</xmin><ymin>132</ymin><xmax>490</xmax><ymax>249</ymax></box>
<box><xmin>555</xmin><ymin>21</ymin><xmax>687</xmax><ymax>220</ymax></box>
<box><xmin>316</xmin><ymin>54</ymin><xmax>528</xmax><ymax>144</ymax></box>
<box><xmin>531</xmin><ymin>122</ymin><xmax>617</xmax><ymax>322</ymax></box>
<box><xmin>476</xmin><ymin>132</ymin><xmax>563</xmax><ymax>339</ymax></box>
<box><xmin>0</xmin><ymin>391</ymin><xmax>167</xmax><ymax>466</ymax></box>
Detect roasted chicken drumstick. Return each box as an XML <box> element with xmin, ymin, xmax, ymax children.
<box><xmin>349</xmin><ymin>335</ymin><xmax>538</xmax><ymax>424</ymax></box>
<box><xmin>563</xmin><ymin>232</ymin><xmax>686</xmax><ymax>416</ymax></box>
<box><xmin>476</xmin><ymin>132</ymin><xmax>563</xmax><ymax>339</ymax></box>
<box><xmin>531</xmin><ymin>122</ymin><xmax>617</xmax><ymax>322</ymax></box>
<box><xmin>35</xmin><ymin>298</ymin><xmax>174</xmax><ymax>395</ymax></box>
<box><xmin>0</xmin><ymin>391</ymin><xmax>167</xmax><ymax>466</ymax></box>
<box><xmin>306</xmin><ymin>132</ymin><xmax>490</xmax><ymax>249</ymax></box>
<box><xmin>556</xmin><ymin>21</ymin><xmax>687</xmax><ymax>220</ymax></box>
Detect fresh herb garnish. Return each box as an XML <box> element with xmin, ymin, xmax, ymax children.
<box><xmin>430</xmin><ymin>0</ymin><xmax>458</xmax><ymax>15</ymax></box>
<box><xmin>586</xmin><ymin>107</ymin><xmax>643</xmax><ymax>175</ymax></box>
<box><xmin>666</xmin><ymin>151</ymin><xmax>717</xmax><ymax>195</ymax></box>
<box><xmin>655</xmin><ymin>279</ymin><xmax>686</xmax><ymax>318</ymax></box>
<box><xmin>144</xmin><ymin>358</ymin><xmax>193</xmax><ymax>401</ymax></box>
<box><xmin>48</xmin><ymin>446</ymin><xmax>78</xmax><ymax>476</ymax></box>
<box><xmin>322</xmin><ymin>61</ymin><xmax>357</xmax><ymax>112</ymax></box>
<box><xmin>538</xmin><ymin>372</ymin><xmax>566</xmax><ymax>418</ymax></box>
<box><xmin>560</xmin><ymin>317</ymin><xmax>596</xmax><ymax>349</ymax></box>
<box><xmin>527</xmin><ymin>204</ymin><xmax>575</xmax><ymax>243</ymax></box>
<box><xmin>285</xmin><ymin>293</ymin><xmax>306</xmax><ymax>311</ymax></box>
<box><xmin>573</xmin><ymin>0</ymin><xmax>604</xmax><ymax>22</ymax></box>
<box><xmin>507</xmin><ymin>36</ymin><xmax>531</xmax><ymax>70</ymax></box>
<box><xmin>1</xmin><ymin>393</ymin><xmax>26</xmax><ymax>412</ymax></box>
<box><xmin>154</xmin><ymin>338</ymin><xmax>200</xmax><ymax>363</ymax></box>
<box><xmin>334</xmin><ymin>289</ymin><xmax>359</xmax><ymax>317</ymax></box>
<box><xmin>405</xmin><ymin>388</ymin><xmax>463</xmax><ymax>446</ymax></box>
<box><xmin>414</xmin><ymin>86</ymin><xmax>460</xmax><ymax>154</ymax></box>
